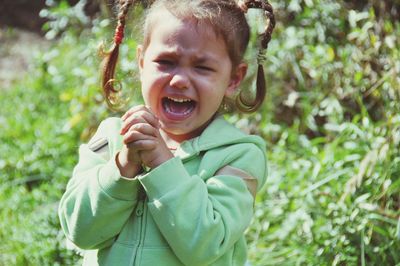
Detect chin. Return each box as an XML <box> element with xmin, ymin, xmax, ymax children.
<box><xmin>162</xmin><ymin>126</ymin><xmax>190</xmax><ymax>136</ymax></box>
<box><xmin>161</xmin><ymin>124</ymin><xmax>201</xmax><ymax>141</ymax></box>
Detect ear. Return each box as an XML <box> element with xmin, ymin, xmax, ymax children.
<box><xmin>225</xmin><ymin>63</ymin><xmax>248</xmax><ymax>97</ymax></box>
<box><xmin>137</xmin><ymin>45</ymin><xmax>144</xmax><ymax>78</ymax></box>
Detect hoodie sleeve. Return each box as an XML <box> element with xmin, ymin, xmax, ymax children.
<box><xmin>138</xmin><ymin>142</ymin><xmax>267</xmax><ymax>265</ymax></box>
<box><xmin>58</xmin><ymin>118</ymin><xmax>141</xmax><ymax>250</ymax></box>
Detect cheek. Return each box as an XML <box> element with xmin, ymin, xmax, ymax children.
<box><xmin>140</xmin><ymin>87</ymin><xmax>151</xmax><ymax>106</ymax></box>
<box><xmin>200</xmin><ymin>78</ymin><xmax>229</xmax><ymax>98</ymax></box>
<box><xmin>143</xmin><ymin>66</ymin><xmax>171</xmax><ymax>85</ymax></box>
<box><xmin>199</xmin><ymin>88</ymin><xmax>225</xmax><ymax>110</ymax></box>
<box><xmin>140</xmin><ymin>75</ymin><xmax>167</xmax><ymax>108</ymax></box>
<box><xmin>141</xmin><ymin>72</ymin><xmax>161</xmax><ymax>93</ymax></box>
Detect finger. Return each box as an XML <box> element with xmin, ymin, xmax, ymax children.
<box><xmin>120</xmin><ymin>114</ymin><xmax>147</xmax><ymax>135</ymax></box>
<box><xmin>120</xmin><ymin>109</ymin><xmax>160</xmax><ymax>135</ymax></box>
<box><xmin>131</xmin><ymin>123</ymin><xmax>158</xmax><ymax>136</ymax></box>
<box><xmin>127</xmin><ymin>139</ymin><xmax>158</xmax><ymax>151</ymax></box>
<box><xmin>123</xmin><ymin>124</ymin><xmax>158</xmax><ymax>143</ymax></box>
<box><xmin>123</xmin><ymin>132</ymin><xmax>141</xmax><ymax>145</ymax></box>
<box><xmin>122</xmin><ymin>105</ymin><xmax>159</xmax><ymax>126</ymax></box>
<box><xmin>121</xmin><ymin>105</ymin><xmax>146</xmax><ymax>121</ymax></box>
<box><xmin>120</xmin><ymin>111</ymin><xmax>159</xmax><ymax>135</ymax></box>
<box><xmin>137</xmin><ymin>108</ymin><xmax>160</xmax><ymax>128</ymax></box>
<box><xmin>123</xmin><ymin>131</ymin><xmax>156</xmax><ymax>145</ymax></box>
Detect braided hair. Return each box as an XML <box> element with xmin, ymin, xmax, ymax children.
<box><xmin>236</xmin><ymin>0</ymin><xmax>275</xmax><ymax>112</ymax></box>
<box><xmin>100</xmin><ymin>0</ymin><xmax>134</xmax><ymax>110</ymax></box>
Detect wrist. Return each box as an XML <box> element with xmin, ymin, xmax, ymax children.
<box><xmin>145</xmin><ymin>150</ymin><xmax>174</xmax><ymax>169</ymax></box>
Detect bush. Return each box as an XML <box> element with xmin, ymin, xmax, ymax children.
<box><xmin>246</xmin><ymin>0</ymin><xmax>400</xmax><ymax>265</ymax></box>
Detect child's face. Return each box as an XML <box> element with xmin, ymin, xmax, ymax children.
<box><xmin>138</xmin><ymin>10</ymin><xmax>246</xmax><ymax>142</ymax></box>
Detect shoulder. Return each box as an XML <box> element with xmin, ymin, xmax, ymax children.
<box><xmin>216</xmin><ymin>142</ymin><xmax>267</xmax><ymax>177</ymax></box>
<box><xmin>198</xmin><ymin>119</ymin><xmax>268</xmax><ymax>189</ymax></box>
<box><xmin>198</xmin><ymin>117</ymin><xmax>266</xmax><ymax>151</ymax></box>
<box><xmin>89</xmin><ymin>117</ymin><xmax>122</xmax><ymax>140</ymax></box>
<box><xmin>86</xmin><ymin>117</ymin><xmax>123</xmax><ymax>156</ymax></box>
<box><xmin>96</xmin><ymin>117</ymin><xmax>122</xmax><ymax>135</ymax></box>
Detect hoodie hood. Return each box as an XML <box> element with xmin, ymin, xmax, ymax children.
<box><xmin>175</xmin><ymin>116</ymin><xmax>266</xmax><ymax>161</ymax></box>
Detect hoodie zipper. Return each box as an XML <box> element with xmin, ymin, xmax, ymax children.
<box><xmin>133</xmin><ymin>187</ymin><xmax>147</xmax><ymax>265</ymax></box>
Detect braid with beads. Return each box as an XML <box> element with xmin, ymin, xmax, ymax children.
<box><xmin>236</xmin><ymin>0</ymin><xmax>275</xmax><ymax>113</ymax></box>
<box><xmin>100</xmin><ymin>0</ymin><xmax>134</xmax><ymax>110</ymax></box>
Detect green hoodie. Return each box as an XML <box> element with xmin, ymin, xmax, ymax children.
<box><xmin>59</xmin><ymin>116</ymin><xmax>267</xmax><ymax>266</ymax></box>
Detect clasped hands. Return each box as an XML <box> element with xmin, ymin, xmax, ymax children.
<box><xmin>116</xmin><ymin>105</ymin><xmax>173</xmax><ymax>178</ymax></box>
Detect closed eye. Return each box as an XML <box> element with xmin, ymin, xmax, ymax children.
<box><xmin>156</xmin><ymin>59</ymin><xmax>174</xmax><ymax>66</ymax></box>
<box><xmin>195</xmin><ymin>65</ymin><xmax>215</xmax><ymax>72</ymax></box>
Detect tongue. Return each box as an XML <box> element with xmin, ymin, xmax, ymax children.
<box><xmin>164</xmin><ymin>99</ymin><xmax>194</xmax><ymax>115</ymax></box>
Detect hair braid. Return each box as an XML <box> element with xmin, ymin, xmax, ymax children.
<box><xmin>100</xmin><ymin>0</ymin><xmax>134</xmax><ymax>110</ymax></box>
<box><xmin>236</xmin><ymin>0</ymin><xmax>275</xmax><ymax>113</ymax></box>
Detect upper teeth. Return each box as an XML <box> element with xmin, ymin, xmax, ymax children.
<box><xmin>168</xmin><ymin>97</ymin><xmax>191</xmax><ymax>103</ymax></box>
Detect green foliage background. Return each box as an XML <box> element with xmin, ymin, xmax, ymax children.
<box><xmin>0</xmin><ymin>0</ymin><xmax>399</xmax><ymax>265</ymax></box>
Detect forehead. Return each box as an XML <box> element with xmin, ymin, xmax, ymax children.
<box><xmin>146</xmin><ymin>9</ymin><xmax>224</xmax><ymax>45</ymax></box>
<box><xmin>145</xmin><ymin>10</ymin><xmax>228</xmax><ymax>56</ymax></box>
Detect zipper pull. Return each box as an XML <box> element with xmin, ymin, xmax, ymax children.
<box><xmin>135</xmin><ymin>204</ymin><xmax>144</xmax><ymax>217</ymax></box>
<box><xmin>136</xmin><ymin>187</ymin><xmax>146</xmax><ymax>217</ymax></box>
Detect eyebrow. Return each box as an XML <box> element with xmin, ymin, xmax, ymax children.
<box><xmin>155</xmin><ymin>50</ymin><xmax>219</xmax><ymax>65</ymax></box>
<box><xmin>194</xmin><ymin>56</ymin><xmax>219</xmax><ymax>65</ymax></box>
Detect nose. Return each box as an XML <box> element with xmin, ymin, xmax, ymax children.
<box><xmin>169</xmin><ymin>69</ymin><xmax>190</xmax><ymax>90</ymax></box>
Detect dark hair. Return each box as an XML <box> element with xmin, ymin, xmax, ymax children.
<box><xmin>99</xmin><ymin>0</ymin><xmax>134</xmax><ymax>110</ymax></box>
<box><xmin>101</xmin><ymin>0</ymin><xmax>275</xmax><ymax>112</ymax></box>
<box><xmin>235</xmin><ymin>0</ymin><xmax>275</xmax><ymax>112</ymax></box>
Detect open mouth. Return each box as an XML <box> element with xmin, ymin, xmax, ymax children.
<box><xmin>162</xmin><ymin>97</ymin><xmax>196</xmax><ymax>119</ymax></box>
